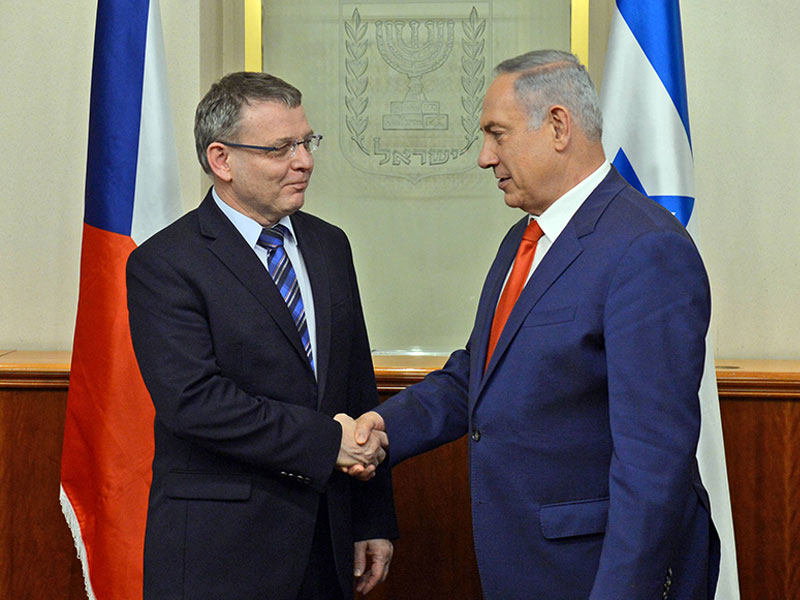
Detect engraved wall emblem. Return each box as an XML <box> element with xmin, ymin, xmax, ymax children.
<box><xmin>341</xmin><ymin>3</ymin><xmax>491</xmax><ymax>183</ymax></box>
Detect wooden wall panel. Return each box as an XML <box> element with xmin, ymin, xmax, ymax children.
<box><xmin>0</xmin><ymin>353</ymin><xmax>85</xmax><ymax>600</ymax></box>
<box><xmin>718</xmin><ymin>402</ymin><xmax>800</xmax><ymax>598</ymax></box>
<box><xmin>1</xmin><ymin>353</ymin><xmax>799</xmax><ymax>599</ymax></box>
<box><xmin>716</xmin><ymin>361</ymin><xmax>800</xmax><ymax>598</ymax></box>
<box><xmin>365</xmin><ymin>432</ymin><xmax>481</xmax><ymax>600</ymax></box>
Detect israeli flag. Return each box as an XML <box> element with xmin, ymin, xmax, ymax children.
<box><xmin>600</xmin><ymin>2</ymin><xmax>740</xmax><ymax>598</ymax></box>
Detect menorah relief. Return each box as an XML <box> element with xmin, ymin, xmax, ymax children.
<box><xmin>341</xmin><ymin>4</ymin><xmax>489</xmax><ymax>182</ymax></box>
<box><xmin>375</xmin><ymin>19</ymin><xmax>455</xmax><ymax>130</ymax></box>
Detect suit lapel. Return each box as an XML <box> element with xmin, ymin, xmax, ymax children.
<box><xmin>197</xmin><ymin>194</ymin><xmax>313</xmax><ymax>373</ymax></box>
<box><xmin>476</xmin><ymin>168</ymin><xmax>627</xmax><ymax>399</ymax></box>
<box><xmin>478</xmin><ymin>225</ymin><xmax>583</xmax><ymax>394</ymax></box>
<box><xmin>469</xmin><ymin>217</ymin><xmax>528</xmax><ymax>398</ymax></box>
<box><xmin>291</xmin><ymin>212</ymin><xmax>332</xmax><ymax>408</ymax></box>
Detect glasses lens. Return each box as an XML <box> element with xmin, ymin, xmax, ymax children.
<box><xmin>269</xmin><ymin>141</ymin><xmax>296</xmax><ymax>159</ymax></box>
<box><xmin>303</xmin><ymin>135</ymin><xmax>322</xmax><ymax>154</ymax></box>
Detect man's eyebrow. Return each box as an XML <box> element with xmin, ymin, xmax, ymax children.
<box><xmin>270</xmin><ymin>131</ymin><xmax>314</xmax><ymax>145</ymax></box>
<box><xmin>481</xmin><ymin>120</ymin><xmax>503</xmax><ymax>132</ymax></box>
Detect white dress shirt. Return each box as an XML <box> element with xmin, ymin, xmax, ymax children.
<box><xmin>213</xmin><ymin>189</ymin><xmax>317</xmax><ymax>378</ymax></box>
<box><xmin>509</xmin><ymin>161</ymin><xmax>611</xmax><ymax>289</ymax></box>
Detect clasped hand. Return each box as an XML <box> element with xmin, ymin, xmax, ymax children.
<box><xmin>334</xmin><ymin>412</ymin><xmax>387</xmax><ymax>481</ymax></box>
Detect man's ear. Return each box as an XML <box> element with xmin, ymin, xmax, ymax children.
<box><xmin>207</xmin><ymin>142</ymin><xmax>233</xmax><ymax>182</ymax></box>
<box><xmin>548</xmin><ymin>105</ymin><xmax>571</xmax><ymax>151</ymax></box>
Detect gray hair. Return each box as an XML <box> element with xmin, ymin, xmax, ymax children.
<box><xmin>495</xmin><ymin>50</ymin><xmax>602</xmax><ymax>141</ymax></box>
<box><xmin>194</xmin><ymin>72</ymin><xmax>303</xmax><ymax>173</ymax></box>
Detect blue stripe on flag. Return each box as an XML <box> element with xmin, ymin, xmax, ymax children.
<box><xmin>616</xmin><ymin>0</ymin><xmax>691</xmax><ymax>147</ymax></box>
<box><xmin>84</xmin><ymin>0</ymin><xmax>150</xmax><ymax>235</ymax></box>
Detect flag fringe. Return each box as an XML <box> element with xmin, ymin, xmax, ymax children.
<box><xmin>60</xmin><ymin>485</ymin><xmax>98</xmax><ymax>600</ymax></box>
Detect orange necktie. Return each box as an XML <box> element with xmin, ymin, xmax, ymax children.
<box><xmin>485</xmin><ymin>219</ymin><xmax>544</xmax><ymax>370</ymax></box>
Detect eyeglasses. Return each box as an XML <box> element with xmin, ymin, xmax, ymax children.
<box><xmin>217</xmin><ymin>134</ymin><xmax>323</xmax><ymax>160</ymax></box>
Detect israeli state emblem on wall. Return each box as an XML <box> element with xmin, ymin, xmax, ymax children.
<box><xmin>340</xmin><ymin>3</ymin><xmax>491</xmax><ymax>183</ymax></box>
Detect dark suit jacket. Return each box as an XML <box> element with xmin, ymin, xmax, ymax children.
<box><xmin>127</xmin><ymin>191</ymin><xmax>397</xmax><ymax>600</ymax></box>
<box><xmin>377</xmin><ymin>168</ymin><xmax>720</xmax><ymax>599</ymax></box>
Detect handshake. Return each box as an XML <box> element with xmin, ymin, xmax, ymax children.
<box><xmin>334</xmin><ymin>412</ymin><xmax>387</xmax><ymax>481</ymax></box>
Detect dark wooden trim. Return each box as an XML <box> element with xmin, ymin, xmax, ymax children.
<box><xmin>373</xmin><ymin>354</ymin><xmax>447</xmax><ymax>394</ymax></box>
<box><xmin>374</xmin><ymin>355</ymin><xmax>800</xmax><ymax>401</ymax></box>
<box><xmin>0</xmin><ymin>351</ymin><xmax>71</xmax><ymax>389</ymax></box>
<box><xmin>4</xmin><ymin>352</ymin><xmax>798</xmax><ymax>400</ymax></box>
<box><xmin>0</xmin><ymin>370</ymin><xmax>69</xmax><ymax>389</ymax></box>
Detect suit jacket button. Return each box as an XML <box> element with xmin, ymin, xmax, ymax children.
<box><xmin>471</xmin><ymin>429</ymin><xmax>481</xmax><ymax>442</ymax></box>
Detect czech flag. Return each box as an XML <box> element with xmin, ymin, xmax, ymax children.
<box><xmin>60</xmin><ymin>0</ymin><xmax>181</xmax><ymax>597</ymax></box>
<box><xmin>600</xmin><ymin>1</ymin><xmax>739</xmax><ymax>598</ymax></box>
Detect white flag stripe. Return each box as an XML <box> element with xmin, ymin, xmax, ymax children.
<box><xmin>696</xmin><ymin>287</ymin><xmax>740</xmax><ymax>600</ymax></box>
<box><xmin>132</xmin><ymin>0</ymin><xmax>181</xmax><ymax>246</ymax></box>
<box><xmin>601</xmin><ymin>17</ymin><xmax>694</xmax><ymax>199</ymax></box>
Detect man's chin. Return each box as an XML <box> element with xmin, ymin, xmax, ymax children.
<box><xmin>503</xmin><ymin>192</ymin><xmax>523</xmax><ymax>209</ymax></box>
<box><xmin>284</xmin><ymin>193</ymin><xmax>306</xmax><ymax>212</ymax></box>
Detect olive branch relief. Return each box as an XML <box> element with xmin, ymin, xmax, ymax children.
<box><xmin>344</xmin><ymin>8</ymin><xmax>370</xmax><ymax>155</ymax></box>
<box><xmin>460</xmin><ymin>7</ymin><xmax>486</xmax><ymax>154</ymax></box>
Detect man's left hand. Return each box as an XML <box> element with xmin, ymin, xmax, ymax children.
<box><xmin>353</xmin><ymin>538</ymin><xmax>393</xmax><ymax>595</ymax></box>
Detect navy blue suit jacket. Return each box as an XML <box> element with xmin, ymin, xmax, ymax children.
<box><xmin>127</xmin><ymin>191</ymin><xmax>397</xmax><ymax>600</ymax></box>
<box><xmin>377</xmin><ymin>168</ymin><xmax>719</xmax><ymax>599</ymax></box>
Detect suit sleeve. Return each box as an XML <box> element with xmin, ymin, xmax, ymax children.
<box><xmin>590</xmin><ymin>229</ymin><xmax>711</xmax><ymax>598</ymax></box>
<box><xmin>126</xmin><ymin>245</ymin><xmax>342</xmax><ymax>493</ymax></box>
<box><xmin>375</xmin><ymin>346</ymin><xmax>472</xmax><ymax>467</ymax></box>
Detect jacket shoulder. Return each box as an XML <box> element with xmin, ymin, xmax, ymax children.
<box><xmin>291</xmin><ymin>211</ymin><xmax>352</xmax><ymax>254</ymax></box>
<box><xmin>149</xmin><ymin>208</ymin><xmax>200</xmax><ymax>243</ymax></box>
<box><xmin>291</xmin><ymin>210</ymin><xmax>346</xmax><ymax>238</ymax></box>
<box><xmin>128</xmin><ymin>208</ymin><xmax>201</xmax><ymax>264</ymax></box>
<box><xmin>601</xmin><ymin>183</ymin><xmax>691</xmax><ymax>240</ymax></box>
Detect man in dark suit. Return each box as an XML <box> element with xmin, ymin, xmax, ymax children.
<box><xmin>349</xmin><ymin>50</ymin><xmax>720</xmax><ymax>599</ymax></box>
<box><xmin>127</xmin><ymin>72</ymin><xmax>397</xmax><ymax>600</ymax></box>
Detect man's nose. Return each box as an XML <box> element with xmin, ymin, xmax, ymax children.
<box><xmin>291</xmin><ymin>143</ymin><xmax>314</xmax><ymax>169</ymax></box>
<box><xmin>477</xmin><ymin>139</ymin><xmax>497</xmax><ymax>169</ymax></box>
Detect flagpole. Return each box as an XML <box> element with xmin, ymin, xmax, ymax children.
<box><xmin>571</xmin><ymin>0</ymin><xmax>590</xmax><ymax>68</ymax></box>
<box><xmin>244</xmin><ymin>0</ymin><xmax>262</xmax><ymax>71</ymax></box>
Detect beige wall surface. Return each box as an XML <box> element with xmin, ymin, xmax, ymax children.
<box><xmin>1</xmin><ymin>3</ymin><xmax>93</xmax><ymax>351</ymax></box>
<box><xmin>1</xmin><ymin>1</ymin><xmax>797</xmax><ymax>359</ymax></box>
<box><xmin>682</xmin><ymin>3</ymin><xmax>800</xmax><ymax>359</ymax></box>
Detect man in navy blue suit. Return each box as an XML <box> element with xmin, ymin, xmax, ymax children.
<box><xmin>349</xmin><ymin>50</ymin><xmax>720</xmax><ymax>599</ymax></box>
<box><xmin>127</xmin><ymin>72</ymin><xmax>397</xmax><ymax>600</ymax></box>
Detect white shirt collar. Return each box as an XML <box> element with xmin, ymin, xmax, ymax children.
<box><xmin>531</xmin><ymin>161</ymin><xmax>610</xmax><ymax>242</ymax></box>
<box><xmin>212</xmin><ymin>187</ymin><xmax>297</xmax><ymax>248</ymax></box>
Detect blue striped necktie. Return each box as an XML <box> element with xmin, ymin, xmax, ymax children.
<box><xmin>257</xmin><ymin>225</ymin><xmax>313</xmax><ymax>370</ymax></box>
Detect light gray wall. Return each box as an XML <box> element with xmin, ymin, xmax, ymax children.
<box><xmin>1</xmin><ymin>1</ymin><xmax>797</xmax><ymax>360</ymax></box>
